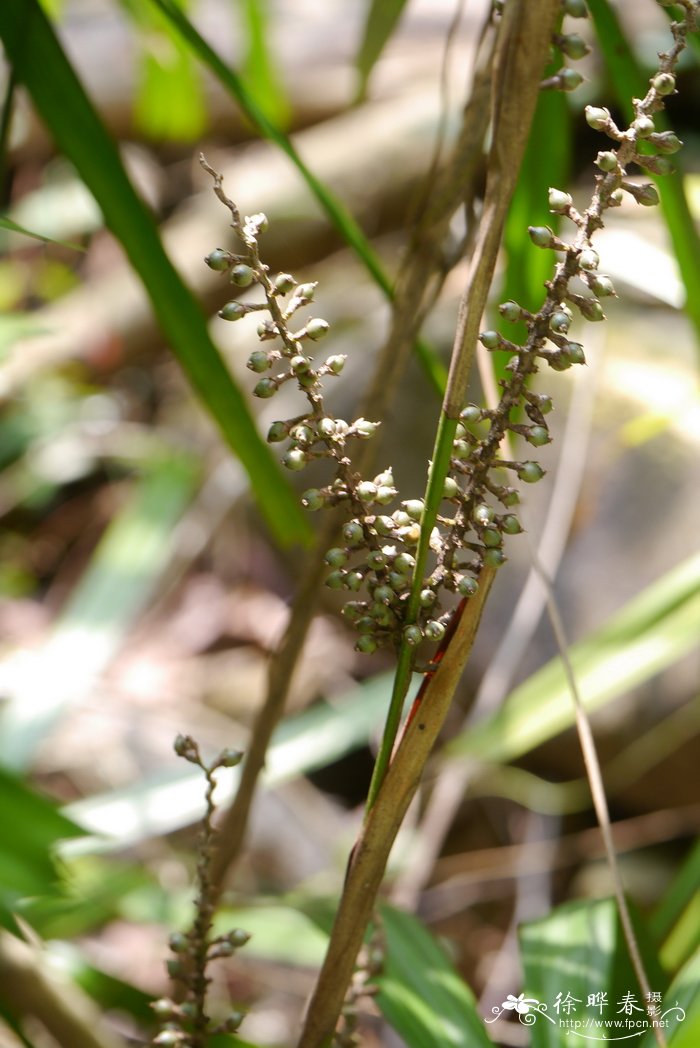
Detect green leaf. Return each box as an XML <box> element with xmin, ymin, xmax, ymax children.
<box><xmin>0</xmin><ymin>0</ymin><xmax>311</xmax><ymax>547</ymax></box>
<box><xmin>241</xmin><ymin>0</ymin><xmax>291</xmax><ymax>128</ymax></box>
<box><xmin>651</xmin><ymin>838</ymin><xmax>700</xmax><ymax>944</ymax></box>
<box><xmin>376</xmin><ymin>905</ymin><xmax>494</xmax><ymax>1047</ymax></box>
<box><xmin>639</xmin><ymin>947</ymin><xmax>700</xmax><ymax>1047</ymax></box>
<box><xmin>449</xmin><ymin>551</ymin><xmax>700</xmax><ymax>764</ymax></box>
<box><xmin>355</xmin><ymin>0</ymin><xmax>409</xmax><ymax>101</ymax></box>
<box><xmin>0</xmin><ymin>768</ymin><xmax>83</xmax><ymax>924</ymax></box>
<box><xmin>519</xmin><ymin>898</ymin><xmax>666</xmax><ymax>1048</ymax></box>
<box><xmin>0</xmin><ymin>214</ymin><xmax>85</xmax><ymax>251</ymax></box>
<box><xmin>0</xmin><ymin>457</ymin><xmax>198</xmax><ymax>769</ymax></box>
<box><xmin>587</xmin><ymin>0</ymin><xmax>700</xmax><ymax>352</ymax></box>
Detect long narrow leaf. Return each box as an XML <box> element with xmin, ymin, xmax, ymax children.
<box><xmin>450</xmin><ymin>550</ymin><xmax>700</xmax><ymax>764</ymax></box>
<box><xmin>587</xmin><ymin>0</ymin><xmax>700</xmax><ymax>351</ymax></box>
<box><xmin>355</xmin><ymin>0</ymin><xmax>410</xmax><ymax>102</ymax></box>
<box><xmin>0</xmin><ymin>0</ymin><xmax>310</xmax><ymax>547</ymax></box>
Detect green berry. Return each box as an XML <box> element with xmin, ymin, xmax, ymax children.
<box><xmin>374</xmin><ymin>515</ymin><xmax>395</xmax><ymax>536</ymax></box>
<box><xmin>219</xmin><ymin>301</ymin><xmax>247</xmax><ymax>321</ymax></box>
<box><xmin>595</xmin><ymin>150</ymin><xmax>618</xmax><ymax>172</ymax></box>
<box><xmin>403</xmin><ymin>499</ymin><xmax>424</xmax><ymax>521</ymax></box>
<box><xmin>319</xmin><ymin>417</ymin><xmax>336</xmax><ymax>438</ymax></box>
<box><xmin>650</xmin><ymin>131</ymin><xmax>682</xmax><ymax>154</ymax></box>
<box><xmin>253</xmin><ymin>378</ymin><xmax>277</xmax><ymax>398</ymax></box>
<box><xmin>403</xmin><ymin>625</ymin><xmax>423</xmax><ymax>647</ymax></box>
<box><xmin>578</xmin><ymin>248</ymin><xmax>599</xmax><ymax>271</ymax></box>
<box><xmin>325</xmin><ymin>547</ymin><xmax>348</xmax><ymax>568</ymax></box>
<box><xmin>548</xmin><ymin>188</ymin><xmax>573</xmax><ymax>212</ymax></box>
<box><xmin>392</xmin><ymin>510</ymin><xmax>411</xmax><ymax>527</ymax></box>
<box><xmin>500</xmin><ymin>487</ymin><xmax>520</xmax><ymax>506</ymax></box>
<box><xmin>519</xmin><ymin>461</ymin><xmax>545</xmax><ymax>483</ymax></box>
<box><xmin>301</xmin><ymin>488</ymin><xmax>324</xmax><ymax>511</ymax></box>
<box><xmin>354</xmin><ymin>418</ymin><xmax>380</xmax><ymax>439</ymax></box>
<box><xmin>326</xmin><ymin>354</ymin><xmax>346</xmax><ymax>374</ymax></box>
<box><xmin>460</xmin><ymin>404</ymin><xmax>482</xmax><ymax>423</ymax></box>
<box><xmin>231</xmin><ymin>264</ymin><xmax>255</xmax><ymax>287</ymax></box>
<box><xmin>343</xmin><ymin>521</ymin><xmax>365</xmax><ymax>546</ymax></box>
<box><xmin>588</xmin><ymin>273</ymin><xmax>615</xmax><ymax>297</ymax></box>
<box><xmin>290</xmin><ymin>424</ymin><xmax>314</xmax><ymax>445</ymax></box>
<box><xmin>482</xmin><ymin>527</ymin><xmax>502</xmax><ymax>548</ymax></box>
<box><xmin>585</xmin><ymin>105</ymin><xmax>611</xmax><ymax>131</ymax></box>
<box><xmin>566</xmin><ymin>343</ymin><xmax>586</xmax><ymax>364</ymax></box>
<box><xmin>394</xmin><ymin>552</ymin><xmax>416</xmax><ymax>574</ymax></box>
<box><xmin>376</xmin><ymin>485</ymin><xmax>397</xmax><ymax>505</ymax></box>
<box><xmin>564</xmin><ymin>0</ymin><xmax>588</xmax><ymax>15</ymax></box>
<box><xmin>274</xmin><ymin>272</ymin><xmax>296</xmax><ymax>294</ymax></box>
<box><xmin>247</xmin><ymin>350</ymin><xmax>270</xmax><ymax>373</ymax></box>
<box><xmin>388</xmin><ymin>572</ymin><xmax>409</xmax><ymax>591</ymax></box>
<box><xmin>357</xmin><ymin>481</ymin><xmax>378</xmax><ymax>502</ymax></box>
<box><xmin>306</xmin><ymin>318</ymin><xmax>330</xmax><ymax>341</ymax></box>
<box><xmin>257</xmin><ymin>320</ymin><xmax>277</xmax><ymax>340</ymax></box>
<box><xmin>344</xmin><ymin>571</ymin><xmax>364</xmax><ymax>591</ymax></box>
<box><xmin>356</xmin><ymin>635</ymin><xmax>378</xmax><ymax>655</ymax></box>
<box><xmin>267</xmin><ymin>421</ymin><xmax>288</xmax><ymax>443</ymax></box>
<box><xmin>634</xmin><ymin>115</ymin><xmax>655</xmax><ymax>139</ymax></box>
<box><xmin>558</xmin><ymin>68</ymin><xmax>584</xmax><ymax>92</ymax></box>
<box><xmin>294</xmin><ymin>282</ymin><xmax>316</xmax><ymax>302</ymax></box>
<box><xmin>457</xmin><ymin>576</ymin><xmax>478</xmax><ymax>597</ymax></box>
<box><xmin>151</xmin><ymin>999</ymin><xmax>176</xmax><ymax>1019</ymax></box>
<box><xmin>291</xmin><ymin>354</ymin><xmax>311</xmax><ymax>375</ymax></box>
<box><xmin>479</xmin><ymin>330</ymin><xmax>502</xmax><ymax>350</ymax></box>
<box><xmin>528</xmin><ymin>225</ymin><xmax>556</xmax><ymax>248</ymax></box>
<box><xmin>501</xmin><ymin>514</ymin><xmax>522</xmax><ymax>535</ymax></box>
<box><xmin>527</xmin><ymin>426</ymin><xmax>551</xmax><ymax>446</ymax></box>
<box><xmin>420</xmin><ymin>588</ymin><xmax>437</xmax><ymax>607</ymax></box>
<box><xmin>425</xmin><ymin>620</ymin><xmax>446</xmax><ymax>642</ymax></box>
<box><xmin>483</xmin><ymin>548</ymin><xmax>506</xmax><ymax>568</ymax></box>
<box><xmin>373</xmin><ymin>585</ymin><xmax>394</xmax><ymax>604</ymax></box>
<box><xmin>205</xmin><ymin>248</ymin><xmax>231</xmax><ymax>271</ymax></box>
<box><xmin>558</xmin><ymin>33</ymin><xmax>589</xmax><ymax>60</ymax></box>
<box><xmin>474</xmin><ymin>503</ymin><xmax>495</xmax><ymax>524</ymax></box>
<box><xmin>283</xmin><ymin>449</ymin><xmax>307</xmax><ymax>471</ymax></box>
<box><xmin>578</xmin><ymin>298</ymin><xmax>605</xmax><ymax>322</ymax></box>
<box><xmin>248</xmin><ymin>212</ymin><xmax>268</xmax><ymax>233</ymax></box>
<box><xmin>367</xmin><ymin>550</ymin><xmax>387</xmax><ymax>569</ymax></box>
<box><xmin>452</xmin><ymin>440</ymin><xmax>471</xmax><ymax>460</ymax></box>
<box><xmin>652</xmin><ymin>73</ymin><xmax>675</xmax><ymax>96</ymax></box>
<box><xmin>154</xmin><ymin>1032</ymin><xmax>181</xmax><ymax>1047</ymax></box>
<box><xmin>499</xmin><ymin>300</ymin><xmax>523</xmax><ymax>322</ymax></box>
<box><xmin>550</xmin><ymin>311</ymin><xmax>571</xmax><ymax>334</ymax></box>
<box><xmin>443</xmin><ymin>477</ymin><xmax>459</xmax><ymax>498</ymax></box>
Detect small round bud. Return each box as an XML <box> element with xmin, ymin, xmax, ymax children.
<box><xmin>399</xmin><ymin>523</ymin><xmax>421</xmax><ymax>545</ymax></box>
<box><xmin>267</xmin><ymin>422</ymin><xmax>288</xmax><ymax>445</ymax></box>
<box><xmin>356</xmin><ymin>635</ymin><xmax>378</xmax><ymax>655</ymax></box>
<box><xmin>403</xmin><ymin>625</ymin><xmax>423</xmax><ymax>647</ymax></box>
<box><xmin>394</xmin><ymin>552</ymin><xmax>416</xmax><ymax>574</ymax></box>
<box><xmin>640</xmin><ymin>155</ymin><xmax>674</xmax><ymax>176</ymax></box>
<box><xmin>218</xmin><ymin>748</ymin><xmax>244</xmax><ymax>768</ymax></box>
<box><xmin>290</xmin><ymin>424</ymin><xmax>314</xmax><ymax>446</ymax></box>
<box><xmin>588</xmin><ymin>273</ymin><xmax>616</xmax><ymax>297</ymax></box>
<box><xmin>558</xmin><ymin>68</ymin><xmax>584</xmax><ymax>92</ymax></box>
<box><xmin>301</xmin><ymin>488</ymin><xmax>324</xmax><ymax>511</ymax></box>
<box><xmin>318</xmin><ymin>417</ymin><xmax>336</xmax><ymax>438</ymax></box>
<box><xmin>479</xmin><ymin>330</ymin><xmax>503</xmax><ymax>350</ymax></box>
<box><xmin>295</xmin><ymin>282</ymin><xmax>316</xmax><ymax>302</ymax></box>
<box><xmin>274</xmin><ymin>272</ymin><xmax>296</xmax><ymax>294</ymax></box>
<box><xmin>325</xmin><ymin>354</ymin><xmax>346</xmax><ymax>374</ymax></box>
<box><xmin>460</xmin><ymin>404</ymin><xmax>482</xmax><ymax>424</ymax></box>
<box><xmin>325</xmin><ymin>547</ymin><xmax>348</xmax><ymax>568</ymax></box>
<box><xmin>452</xmin><ymin>440</ymin><xmax>471</xmax><ymax>460</ymax></box>
<box><xmin>356</xmin><ymin>617</ymin><xmax>376</xmax><ymax>634</ymax></box>
<box><xmin>376</xmin><ymin>485</ymin><xmax>397</xmax><ymax>505</ymax></box>
<box><xmin>343</xmin><ymin>602</ymin><xmax>366</xmax><ymax>624</ymax></box>
<box><xmin>457</xmin><ymin>576</ymin><xmax>478</xmax><ymax>597</ymax></box>
<box><xmin>563</xmin><ymin>0</ymin><xmax>588</xmax><ymax>14</ymax></box>
<box><xmin>219</xmin><ymin>301</ymin><xmax>247</xmax><ymax>321</ymax></box>
<box><xmin>373</xmin><ymin>585</ymin><xmax>395</xmax><ymax>604</ymax></box>
<box><xmin>527</xmin><ymin>425</ymin><xmax>551</xmax><ymax>447</ymax></box>
<box><xmin>154</xmin><ymin>1032</ymin><xmax>182</xmax><ymax>1047</ymax></box>
<box><xmin>500</xmin><ymin>487</ymin><xmax>520</xmax><ymax>506</ymax></box>
<box><xmin>166</xmin><ymin>958</ymin><xmax>184</xmax><ymax>978</ymax></box>
<box><xmin>151</xmin><ymin>999</ymin><xmax>176</xmax><ymax>1019</ymax></box>
<box><xmin>518</xmin><ymin>461</ymin><xmax>546</xmax><ymax>483</ymax></box>
<box><xmin>291</xmin><ymin>354</ymin><xmax>311</xmax><ymax>375</ymax></box>
<box><xmin>306</xmin><ymin>318</ymin><xmax>330</xmax><ymax>341</ymax></box>
<box><xmin>333</xmin><ymin>419</ymin><xmax>350</xmax><ymax>437</ymax></box>
<box><xmin>420</xmin><ymin>588</ymin><xmax>437</xmax><ymax>607</ymax></box>
<box><xmin>367</xmin><ymin>550</ymin><xmax>387</xmax><ymax>569</ymax></box>
<box><xmin>403</xmin><ymin>499</ymin><xmax>424</xmax><ymax>521</ymax></box>
<box><xmin>474</xmin><ymin>503</ymin><xmax>495</xmax><ymax>525</ymax></box>
<box><xmin>578</xmin><ymin>298</ymin><xmax>605</xmax><ymax>322</ymax></box>
<box><xmin>634</xmin><ymin>115</ymin><xmax>655</xmax><ymax>139</ymax></box>
<box><xmin>528</xmin><ymin>226</ymin><xmax>556</xmax><ymax>248</ymax></box>
<box><xmin>650</xmin><ymin>131</ymin><xmax>682</xmax><ymax>154</ymax></box>
<box><xmin>257</xmin><ymin>320</ymin><xmax>277</xmax><ymax>340</ymax></box>
<box><xmin>578</xmin><ymin>248</ymin><xmax>599</xmax><ymax>271</ymax></box>
<box><xmin>623</xmin><ymin>181</ymin><xmax>659</xmax><ymax>207</ymax></box>
<box><xmin>499</xmin><ymin>300</ymin><xmax>524</xmax><ymax>322</ymax></box>
<box><xmin>548</xmin><ymin>187</ymin><xmax>573</xmax><ymax>212</ymax></box>
<box><xmin>532</xmin><ymin>393</ymin><xmax>553</xmax><ymax>414</ymax></box>
<box><xmin>550</xmin><ymin>311</ymin><xmax>571</xmax><ymax>334</ymax></box>
<box><xmin>388</xmin><ymin>572</ymin><xmax>409</xmax><ymax>591</ymax></box>
<box><xmin>549</xmin><ymin>352</ymin><xmax>573</xmax><ymax>371</ymax></box>
<box><xmin>325</xmin><ymin>570</ymin><xmax>345</xmax><ymax>590</ymax></box>
<box><xmin>174</xmin><ymin>734</ymin><xmax>198</xmax><ymax>760</ymax></box>
<box><xmin>357</xmin><ymin>481</ymin><xmax>378</xmax><ymax>502</ymax></box>
<box><xmin>223</xmin><ymin>1011</ymin><xmax>246</xmax><ymax>1032</ymax></box>
<box><xmin>443</xmin><ymin>477</ymin><xmax>459</xmax><ymax>498</ymax></box>
<box><xmin>595</xmin><ymin>150</ymin><xmax>618</xmax><ymax>172</ymax></box>
<box><xmin>558</xmin><ymin>33</ymin><xmax>590</xmax><ymax>60</ymax></box>
<box><xmin>652</xmin><ymin>73</ymin><xmax>675</xmax><ymax>96</ymax></box>
<box><xmin>482</xmin><ymin>527</ymin><xmax>502</xmax><ymax>548</ymax></box>
<box><xmin>343</xmin><ymin>521</ymin><xmax>365</xmax><ymax>546</ymax></box>
<box><xmin>484</xmin><ymin>548</ymin><xmax>506</xmax><ymax>568</ymax></box>
<box><xmin>585</xmin><ymin>105</ymin><xmax>611</xmax><ymax>131</ymax></box>
<box><xmin>248</xmin><ymin>212</ymin><xmax>269</xmax><ymax>233</ymax></box>
<box><xmin>253</xmin><ymin>378</ymin><xmax>277</xmax><ymax>398</ymax></box>
<box><xmin>344</xmin><ymin>571</ymin><xmax>364</xmax><ymax>592</ymax></box>
<box><xmin>283</xmin><ymin>449</ymin><xmax>307</xmax><ymax>471</ymax></box>
<box><xmin>565</xmin><ymin>342</ymin><xmax>586</xmax><ymax>364</ymax></box>
<box><xmin>501</xmin><ymin>514</ymin><xmax>522</xmax><ymax>535</ymax></box>
<box><xmin>354</xmin><ymin>418</ymin><xmax>380</xmax><ymax>439</ymax></box>
<box><xmin>231</xmin><ymin>264</ymin><xmax>255</xmax><ymax>287</ymax></box>
<box><xmin>392</xmin><ymin>511</ymin><xmax>411</xmax><ymax>527</ymax></box>
<box><xmin>374</xmin><ymin>515</ymin><xmax>395</xmax><ymax>536</ymax></box>
<box><xmin>247</xmin><ymin>350</ymin><xmax>270</xmax><ymax>373</ymax></box>
<box><xmin>205</xmin><ymin>248</ymin><xmax>231</xmax><ymax>271</ymax></box>
<box><xmin>425</xmin><ymin>620</ymin><xmax>446</xmax><ymax>642</ymax></box>
<box><xmin>169</xmin><ymin>932</ymin><xmax>189</xmax><ymax>953</ymax></box>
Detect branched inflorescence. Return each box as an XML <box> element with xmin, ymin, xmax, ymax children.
<box><xmin>151</xmin><ymin>736</ymin><xmax>248</xmax><ymax>1047</ymax></box>
<box><xmin>199</xmin><ymin>0</ymin><xmax>695</xmax><ymax>663</ymax></box>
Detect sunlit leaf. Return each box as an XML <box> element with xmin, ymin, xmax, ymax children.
<box><xmin>355</xmin><ymin>0</ymin><xmax>409</xmax><ymax>101</ymax></box>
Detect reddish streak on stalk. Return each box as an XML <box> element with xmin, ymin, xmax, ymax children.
<box><xmin>402</xmin><ymin>596</ymin><xmax>468</xmax><ymax>733</ymax></box>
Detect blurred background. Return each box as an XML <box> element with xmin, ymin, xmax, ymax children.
<box><xmin>1</xmin><ymin>1</ymin><xmax>700</xmax><ymax>1046</ymax></box>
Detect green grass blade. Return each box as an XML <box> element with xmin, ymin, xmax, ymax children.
<box><xmin>450</xmin><ymin>550</ymin><xmax>700</xmax><ymax>764</ymax></box>
<box><xmin>639</xmin><ymin>947</ymin><xmax>700</xmax><ymax>1047</ymax></box>
<box><xmin>0</xmin><ymin>457</ymin><xmax>198</xmax><ymax>770</ymax></box>
<box><xmin>0</xmin><ymin>214</ymin><xmax>85</xmax><ymax>250</ymax></box>
<box><xmin>650</xmin><ymin>839</ymin><xmax>700</xmax><ymax>944</ymax></box>
<box><xmin>355</xmin><ymin>0</ymin><xmax>410</xmax><ymax>102</ymax></box>
<box><xmin>150</xmin><ymin>0</ymin><xmax>444</xmax><ymax>395</ymax></box>
<box><xmin>0</xmin><ymin>0</ymin><xmax>310</xmax><ymax>547</ymax></box>
<box><xmin>587</xmin><ymin>0</ymin><xmax>700</xmax><ymax>351</ymax></box>
<box><xmin>376</xmin><ymin>905</ymin><xmax>494</xmax><ymax>1048</ymax></box>
<box><xmin>241</xmin><ymin>0</ymin><xmax>291</xmax><ymax>127</ymax></box>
